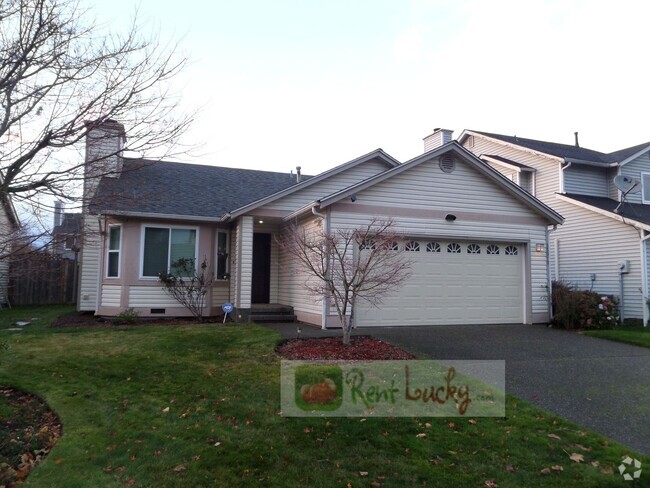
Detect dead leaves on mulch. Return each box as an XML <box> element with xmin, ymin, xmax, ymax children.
<box><xmin>275</xmin><ymin>336</ymin><xmax>415</xmax><ymax>360</ymax></box>
<box><xmin>0</xmin><ymin>387</ymin><xmax>62</xmax><ymax>487</ymax></box>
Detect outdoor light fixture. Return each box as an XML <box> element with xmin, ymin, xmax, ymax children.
<box><xmin>259</xmin><ymin>220</ymin><xmax>264</xmax><ymax>224</ymax></box>
<box><xmin>536</xmin><ymin>243</ymin><xmax>545</xmax><ymax>253</ymax></box>
<box><xmin>445</xmin><ymin>214</ymin><xmax>457</xmax><ymax>222</ymax></box>
<box><xmin>350</xmin><ymin>194</ymin><xmax>357</xmax><ymax>202</ymax></box>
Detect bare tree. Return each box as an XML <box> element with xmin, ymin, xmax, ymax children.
<box><xmin>278</xmin><ymin>218</ymin><xmax>412</xmax><ymax>345</ymax></box>
<box><xmin>0</xmin><ymin>0</ymin><xmax>194</xmax><ymax>208</ymax></box>
<box><xmin>158</xmin><ymin>257</ymin><xmax>213</xmax><ymax>322</ymax></box>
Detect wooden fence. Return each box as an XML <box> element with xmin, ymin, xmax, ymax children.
<box><xmin>9</xmin><ymin>254</ymin><xmax>78</xmax><ymax>306</ymax></box>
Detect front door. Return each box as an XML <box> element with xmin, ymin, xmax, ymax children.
<box><xmin>252</xmin><ymin>233</ymin><xmax>271</xmax><ymax>303</ymax></box>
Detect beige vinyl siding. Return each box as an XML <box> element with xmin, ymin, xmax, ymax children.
<box><xmin>278</xmin><ymin>217</ymin><xmax>323</xmax><ymax>325</ymax></box>
<box><xmin>0</xmin><ymin>209</ymin><xmax>11</xmax><ymax>304</ymax></box>
<box><xmin>463</xmin><ymin>136</ymin><xmax>560</xmax><ymax>202</ymax></box>
<box><xmin>78</xmin><ymin>218</ymin><xmax>101</xmax><ymax>311</ymax></box>
<box><xmin>237</xmin><ymin>216</ymin><xmax>253</xmax><ymax>309</ymax></box>
<box><xmin>552</xmin><ymin>198</ymin><xmax>643</xmax><ymax>319</ymax></box>
<box><xmin>358</xmin><ymin>157</ymin><xmax>535</xmax><ymax>217</ymax></box>
<box><xmin>563</xmin><ymin>165</ymin><xmax>609</xmax><ymax>196</ymax></box>
<box><xmin>620</xmin><ymin>152</ymin><xmax>650</xmax><ymax>204</ymax></box>
<box><xmin>212</xmin><ymin>283</ymin><xmax>230</xmax><ymax>307</ymax></box>
<box><xmin>101</xmin><ymin>285</ymin><xmax>121</xmax><ymax>307</ymax></box>
<box><xmin>331</xmin><ymin>156</ymin><xmax>552</xmax><ymax>320</ymax></box>
<box><xmin>260</xmin><ymin>159</ymin><xmax>389</xmax><ymax>213</ymax></box>
<box><xmin>128</xmin><ymin>286</ymin><xmax>179</xmax><ymax>308</ymax></box>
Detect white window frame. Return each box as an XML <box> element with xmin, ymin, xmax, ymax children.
<box><xmin>215</xmin><ymin>229</ymin><xmax>231</xmax><ymax>280</ymax></box>
<box><xmin>642</xmin><ymin>172</ymin><xmax>650</xmax><ymax>204</ymax></box>
<box><xmin>106</xmin><ymin>225</ymin><xmax>122</xmax><ymax>279</ymax></box>
<box><xmin>139</xmin><ymin>223</ymin><xmax>200</xmax><ymax>279</ymax></box>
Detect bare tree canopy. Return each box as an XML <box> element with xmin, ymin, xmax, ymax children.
<box><xmin>278</xmin><ymin>217</ymin><xmax>412</xmax><ymax>345</ymax></box>
<box><xmin>0</xmin><ymin>0</ymin><xmax>193</xmax><ymax>206</ymax></box>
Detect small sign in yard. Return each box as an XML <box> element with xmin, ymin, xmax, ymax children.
<box><xmin>222</xmin><ymin>302</ymin><xmax>234</xmax><ymax>323</ymax></box>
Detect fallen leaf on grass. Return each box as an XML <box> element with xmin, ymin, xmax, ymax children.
<box><xmin>540</xmin><ymin>468</ymin><xmax>551</xmax><ymax>475</ymax></box>
<box><xmin>448</xmin><ymin>422</ymin><xmax>455</xmax><ymax>428</ymax></box>
<box><xmin>468</xmin><ymin>419</ymin><xmax>477</xmax><ymax>425</ymax></box>
<box><xmin>173</xmin><ymin>465</ymin><xmax>186</xmax><ymax>472</ymax></box>
<box><xmin>484</xmin><ymin>481</ymin><xmax>498</xmax><ymax>488</ymax></box>
<box><xmin>162</xmin><ymin>407</ymin><xmax>170</xmax><ymax>413</ymax></box>
<box><xmin>370</xmin><ymin>482</ymin><xmax>382</xmax><ymax>488</ymax></box>
<box><xmin>600</xmin><ymin>466</ymin><xmax>614</xmax><ymax>475</ymax></box>
<box><xmin>574</xmin><ymin>443</ymin><xmax>592</xmax><ymax>452</ymax></box>
<box><xmin>505</xmin><ymin>465</ymin><xmax>516</xmax><ymax>472</ymax></box>
<box><xmin>551</xmin><ymin>465</ymin><xmax>563</xmax><ymax>472</ymax></box>
<box><xmin>590</xmin><ymin>461</ymin><xmax>599</xmax><ymax>468</ymax></box>
<box><xmin>416</xmin><ymin>433</ymin><xmax>426</xmax><ymax>438</ymax></box>
<box><xmin>569</xmin><ymin>453</ymin><xmax>584</xmax><ymax>463</ymax></box>
<box><xmin>359</xmin><ymin>471</ymin><xmax>368</xmax><ymax>476</ymax></box>
<box><xmin>214</xmin><ymin>442</ymin><xmax>221</xmax><ymax>447</ymax></box>
<box><xmin>547</xmin><ymin>433</ymin><xmax>561</xmax><ymax>440</ymax></box>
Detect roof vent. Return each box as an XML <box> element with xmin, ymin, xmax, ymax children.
<box><xmin>439</xmin><ymin>154</ymin><xmax>456</xmax><ymax>173</ymax></box>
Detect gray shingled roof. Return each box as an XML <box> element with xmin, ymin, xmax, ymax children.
<box><xmin>53</xmin><ymin>213</ymin><xmax>82</xmax><ymax>234</ymax></box>
<box><xmin>471</xmin><ymin>130</ymin><xmax>650</xmax><ymax>164</ymax></box>
<box><xmin>90</xmin><ymin>159</ymin><xmax>306</xmax><ymax>218</ymax></box>
<box><xmin>563</xmin><ymin>193</ymin><xmax>650</xmax><ymax>227</ymax></box>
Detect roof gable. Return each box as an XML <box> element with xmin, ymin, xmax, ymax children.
<box><xmin>317</xmin><ymin>142</ymin><xmax>563</xmax><ymax>225</ymax></box>
<box><xmin>223</xmin><ymin>149</ymin><xmax>399</xmax><ymax>220</ymax></box>
<box><xmin>462</xmin><ymin>130</ymin><xmax>650</xmax><ymax>166</ymax></box>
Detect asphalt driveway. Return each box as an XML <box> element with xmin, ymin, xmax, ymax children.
<box><xmin>267</xmin><ymin>322</ymin><xmax>650</xmax><ymax>454</ymax></box>
<box><xmin>372</xmin><ymin>324</ymin><xmax>650</xmax><ymax>455</ymax></box>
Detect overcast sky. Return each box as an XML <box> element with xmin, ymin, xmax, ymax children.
<box><xmin>86</xmin><ymin>0</ymin><xmax>650</xmax><ymax>176</ymax></box>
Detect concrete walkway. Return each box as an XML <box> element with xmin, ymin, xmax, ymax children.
<box><xmin>266</xmin><ymin>322</ymin><xmax>650</xmax><ymax>455</ymax></box>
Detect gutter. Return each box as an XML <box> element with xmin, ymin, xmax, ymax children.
<box><xmin>103</xmin><ymin>210</ymin><xmax>223</xmax><ymax>223</ymax></box>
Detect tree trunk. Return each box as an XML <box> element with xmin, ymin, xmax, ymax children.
<box><xmin>342</xmin><ymin>316</ymin><xmax>352</xmax><ymax>346</ymax></box>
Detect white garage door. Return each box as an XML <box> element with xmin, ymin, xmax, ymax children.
<box><xmin>356</xmin><ymin>240</ymin><xmax>524</xmax><ymax>327</ymax></box>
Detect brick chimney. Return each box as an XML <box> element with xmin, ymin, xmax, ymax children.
<box><xmin>423</xmin><ymin>128</ymin><xmax>454</xmax><ymax>152</ymax></box>
<box><xmin>83</xmin><ymin>119</ymin><xmax>126</xmax><ymax>205</ymax></box>
<box><xmin>53</xmin><ymin>200</ymin><xmax>63</xmax><ymax>227</ymax></box>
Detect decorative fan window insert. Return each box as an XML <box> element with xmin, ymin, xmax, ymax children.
<box><xmin>447</xmin><ymin>243</ymin><xmax>462</xmax><ymax>254</ymax></box>
<box><xmin>486</xmin><ymin>244</ymin><xmax>500</xmax><ymax>255</ymax></box>
<box><xmin>359</xmin><ymin>240</ymin><xmax>376</xmax><ymax>250</ymax></box>
<box><xmin>505</xmin><ymin>245</ymin><xmax>518</xmax><ymax>256</ymax></box>
<box><xmin>426</xmin><ymin>242</ymin><xmax>441</xmax><ymax>253</ymax></box>
<box><xmin>467</xmin><ymin>243</ymin><xmax>481</xmax><ymax>254</ymax></box>
<box><xmin>405</xmin><ymin>240</ymin><xmax>420</xmax><ymax>252</ymax></box>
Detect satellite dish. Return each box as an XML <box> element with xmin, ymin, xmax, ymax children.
<box><xmin>613</xmin><ymin>175</ymin><xmax>641</xmax><ymax>194</ymax></box>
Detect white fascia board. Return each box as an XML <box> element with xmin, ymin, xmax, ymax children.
<box><xmin>555</xmin><ymin>193</ymin><xmax>650</xmax><ymax>232</ymax></box>
<box><xmin>223</xmin><ymin>149</ymin><xmax>400</xmax><ymax>221</ymax></box>
<box><xmin>103</xmin><ymin>210</ymin><xmax>223</xmax><ymax>223</ymax></box>
<box><xmin>563</xmin><ymin>157</ymin><xmax>616</xmax><ymax>168</ymax></box>
<box><xmin>618</xmin><ymin>145</ymin><xmax>650</xmax><ymax>166</ymax></box>
<box><xmin>480</xmin><ymin>155</ymin><xmax>536</xmax><ymax>173</ymax></box>
<box><xmin>459</xmin><ymin>130</ymin><xmax>564</xmax><ymax>163</ymax></box>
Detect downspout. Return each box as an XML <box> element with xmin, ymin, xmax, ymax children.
<box><xmin>311</xmin><ymin>205</ymin><xmax>328</xmax><ymax>329</ymax></box>
<box><xmin>560</xmin><ymin>161</ymin><xmax>572</xmax><ymax>193</ymax></box>
<box><xmin>641</xmin><ymin>232</ymin><xmax>650</xmax><ymax>327</ymax></box>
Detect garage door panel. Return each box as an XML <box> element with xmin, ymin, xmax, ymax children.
<box><xmin>357</xmin><ymin>240</ymin><xmax>524</xmax><ymax>327</ymax></box>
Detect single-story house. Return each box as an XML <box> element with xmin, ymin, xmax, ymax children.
<box><xmin>79</xmin><ymin>121</ymin><xmax>563</xmax><ymax>327</ymax></box>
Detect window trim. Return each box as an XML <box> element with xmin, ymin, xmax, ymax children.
<box><xmin>106</xmin><ymin>225</ymin><xmax>122</xmax><ymax>279</ymax></box>
<box><xmin>139</xmin><ymin>223</ymin><xmax>200</xmax><ymax>279</ymax></box>
<box><xmin>215</xmin><ymin>229</ymin><xmax>231</xmax><ymax>280</ymax></box>
<box><xmin>642</xmin><ymin>172</ymin><xmax>650</xmax><ymax>204</ymax></box>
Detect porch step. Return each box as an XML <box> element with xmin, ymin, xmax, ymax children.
<box><xmin>250</xmin><ymin>304</ymin><xmax>296</xmax><ymax>323</ymax></box>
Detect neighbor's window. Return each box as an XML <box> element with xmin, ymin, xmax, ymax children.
<box><xmin>642</xmin><ymin>173</ymin><xmax>650</xmax><ymax>204</ymax></box>
<box><xmin>107</xmin><ymin>225</ymin><xmax>121</xmax><ymax>278</ymax></box>
<box><xmin>216</xmin><ymin>230</ymin><xmax>230</xmax><ymax>279</ymax></box>
<box><xmin>142</xmin><ymin>226</ymin><xmax>197</xmax><ymax>277</ymax></box>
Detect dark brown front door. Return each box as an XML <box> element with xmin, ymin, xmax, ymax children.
<box><xmin>252</xmin><ymin>233</ymin><xmax>271</xmax><ymax>303</ymax></box>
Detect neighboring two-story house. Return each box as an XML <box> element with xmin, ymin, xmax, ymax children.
<box><xmin>52</xmin><ymin>200</ymin><xmax>82</xmax><ymax>260</ymax></box>
<box><xmin>452</xmin><ymin>128</ymin><xmax>650</xmax><ymax>324</ymax></box>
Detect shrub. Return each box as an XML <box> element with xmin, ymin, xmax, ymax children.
<box><xmin>551</xmin><ymin>281</ymin><xmax>618</xmax><ymax>329</ymax></box>
<box><xmin>113</xmin><ymin>308</ymin><xmax>140</xmax><ymax>325</ymax></box>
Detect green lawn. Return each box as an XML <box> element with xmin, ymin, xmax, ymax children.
<box><xmin>585</xmin><ymin>325</ymin><xmax>650</xmax><ymax>348</ymax></box>
<box><xmin>1</xmin><ymin>306</ymin><xmax>648</xmax><ymax>487</ymax></box>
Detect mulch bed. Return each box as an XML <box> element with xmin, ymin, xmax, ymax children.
<box><xmin>275</xmin><ymin>335</ymin><xmax>415</xmax><ymax>360</ymax></box>
<box><xmin>49</xmin><ymin>311</ymin><xmax>211</xmax><ymax>328</ymax></box>
<box><xmin>0</xmin><ymin>387</ymin><xmax>62</xmax><ymax>487</ymax></box>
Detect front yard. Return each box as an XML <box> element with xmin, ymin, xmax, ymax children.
<box><xmin>584</xmin><ymin>324</ymin><xmax>650</xmax><ymax>349</ymax></box>
<box><xmin>0</xmin><ymin>307</ymin><xmax>647</xmax><ymax>487</ymax></box>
